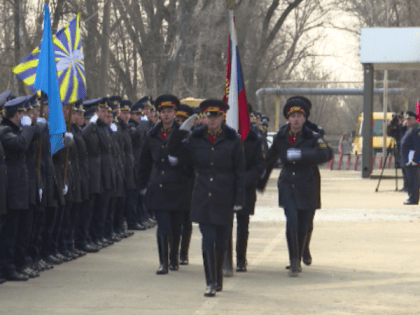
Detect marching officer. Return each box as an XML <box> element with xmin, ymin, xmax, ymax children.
<box><xmin>138</xmin><ymin>95</ymin><xmax>191</xmax><ymax>275</ymax></box>
<box><xmin>167</xmin><ymin>99</ymin><xmax>245</xmax><ymax>297</ymax></box>
<box><xmin>257</xmin><ymin>98</ymin><xmax>331</xmax><ymax>277</ymax></box>
<box><xmin>400</xmin><ymin>111</ymin><xmax>420</xmax><ymax>205</ymax></box>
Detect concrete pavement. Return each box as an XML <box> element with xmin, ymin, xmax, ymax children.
<box><xmin>1</xmin><ymin>169</ymin><xmax>419</xmax><ymax>314</ymax></box>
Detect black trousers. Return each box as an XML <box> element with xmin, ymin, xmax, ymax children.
<box><xmin>104</xmin><ymin>197</ymin><xmax>117</xmax><ymax>239</ymax></box>
<box><xmin>57</xmin><ymin>202</ymin><xmax>73</xmax><ymax>253</ymax></box>
<box><xmin>283</xmin><ymin>198</ymin><xmax>315</xmax><ymax>260</ymax></box>
<box><xmin>199</xmin><ymin>223</ymin><xmax>231</xmax><ymax>252</ymax></box>
<box><xmin>75</xmin><ymin>199</ymin><xmax>92</xmax><ymax>248</ymax></box>
<box><xmin>154</xmin><ymin>210</ymin><xmax>184</xmax><ymax>238</ymax></box>
<box><xmin>126</xmin><ymin>189</ymin><xmax>140</xmax><ymax>226</ymax></box>
<box><xmin>405</xmin><ymin>166</ymin><xmax>419</xmax><ymax>203</ymax></box>
<box><xmin>40</xmin><ymin>206</ymin><xmax>58</xmax><ymax>257</ymax></box>
<box><xmin>114</xmin><ymin>196</ymin><xmax>126</xmax><ymax>234</ymax></box>
<box><xmin>0</xmin><ymin>209</ymin><xmax>28</xmax><ymax>275</ymax></box>
<box><xmin>29</xmin><ymin>210</ymin><xmax>45</xmax><ymax>263</ymax></box>
<box><xmin>90</xmin><ymin>192</ymin><xmax>110</xmax><ymax>242</ymax></box>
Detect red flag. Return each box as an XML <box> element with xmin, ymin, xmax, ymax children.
<box><xmin>225</xmin><ymin>11</ymin><xmax>250</xmax><ymax>142</ymax></box>
<box><xmin>416</xmin><ymin>100</ymin><xmax>420</xmax><ymax>123</ymax></box>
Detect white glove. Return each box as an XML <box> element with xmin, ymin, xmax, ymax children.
<box><xmin>110</xmin><ymin>123</ymin><xmax>117</xmax><ymax>132</ymax></box>
<box><xmin>180</xmin><ymin>114</ymin><xmax>198</xmax><ymax>131</ymax></box>
<box><xmin>168</xmin><ymin>155</ymin><xmax>179</xmax><ymax>166</ymax></box>
<box><xmin>39</xmin><ymin>189</ymin><xmax>43</xmax><ymax>202</ymax></box>
<box><xmin>64</xmin><ymin>132</ymin><xmax>74</xmax><ymax>140</ymax></box>
<box><xmin>287</xmin><ymin>148</ymin><xmax>301</xmax><ymax>161</ymax></box>
<box><xmin>36</xmin><ymin>117</ymin><xmax>47</xmax><ymax>125</ymax></box>
<box><xmin>140</xmin><ymin>188</ymin><xmax>147</xmax><ymax>196</ymax></box>
<box><xmin>408</xmin><ymin>150</ymin><xmax>415</xmax><ymax>162</ymax></box>
<box><xmin>233</xmin><ymin>205</ymin><xmax>243</xmax><ymax>211</ymax></box>
<box><xmin>63</xmin><ymin>185</ymin><xmax>68</xmax><ymax>195</ymax></box>
<box><xmin>20</xmin><ymin>115</ymin><xmax>32</xmax><ymax>126</ymax></box>
<box><xmin>89</xmin><ymin>114</ymin><xmax>99</xmax><ymax>123</ymax></box>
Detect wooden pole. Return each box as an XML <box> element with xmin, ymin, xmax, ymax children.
<box><xmin>35</xmin><ymin>92</ymin><xmax>44</xmax><ymax>194</ymax></box>
<box><xmin>61</xmin><ymin>105</ymin><xmax>72</xmax><ymax>188</ymax></box>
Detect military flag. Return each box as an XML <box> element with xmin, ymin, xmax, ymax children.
<box><xmin>224</xmin><ymin>10</ymin><xmax>250</xmax><ymax>142</ymax></box>
<box><xmin>33</xmin><ymin>4</ymin><xmax>66</xmax><ymax>155</ymax></box>
<box><xmin>12</xmin><ymin>13</ymin><xmax>86</xmax><ymax>104</ymax></box>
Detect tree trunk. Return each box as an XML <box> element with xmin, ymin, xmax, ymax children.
<box><xmin>14</xmin><ymin>0</ymin><xmax>25</xmax><ymax>95</ymax></box>
<box><xmin>98</xmin><ymin>0</ymin><xmax>112</xmax><ymax>96</ymax></box>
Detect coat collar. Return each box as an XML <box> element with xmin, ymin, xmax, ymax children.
<box><xmin>1</xmin><ymin>117</ymin><xmax>21</xmax><ymax>132</ymax></box>
<box><xmin>277</xmin><ymin>123</ymin><xmax>318</xmax><ymax>140</ymax></box>
<box><xmin>191</xmin><ymin>123</ymin><xmax>238</xmax><ymax>142</ymax></box>
<box><xmin>148</xmin><ymin>120</ymin><xmax>180</xmax><ymax>138</ymax></box>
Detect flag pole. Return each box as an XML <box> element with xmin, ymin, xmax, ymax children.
<box><xmin>36</xmin><ymin>92</ymin><xmax>45</xmax><ymax>197</ymax></box>
<box><xmin>61</xmin><ymin>105</ymin><xmax>72</xmax><ymax>188</ymax></box>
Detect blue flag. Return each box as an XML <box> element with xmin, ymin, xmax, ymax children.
<box><xmin>33</xmin><ymin>4</ymin><xmax>66</xmax><ymax>155</ymax></box>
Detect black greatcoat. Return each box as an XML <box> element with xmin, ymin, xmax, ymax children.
<box><xmin>168</xmin><ymin>124</ymin><xmax>246</xmax><ymax>226</ymax></box>
<box><xmin>96</xmin><ymin>119</ymin><xmax>116</xmax><ymax>193</ymax></box>
<box><xmin>0</xmin><ymin>126</ymin><xmax>10</xmax><ymax>215</ymax></box>
<box><xmin>259</xmin><ymin>124</ymin><xmax>331</xmax><ymax>210</ymax></box>
<box><xmin>0</xmin><ymin>118</ymin><xmax>36</xmax><ymax>210</ymax></box>
<box><xmin>72</xmin><ymin>124</ymin><xmax>90</xmax><ymax>201</ymax></box>
<box><xmin>138</xmin><ymin>121</ymin><xmax>190</xmax><ymax>211</ymax></box>
<box><xmin>110</xmin><ymin>122</ymin><xmax>126</xmax><ymax>197</ymax></box>
<box><xmin>82</xmin><ymin>122</ymin><xmax>101</xmax><ymax>195</ymax></box>
<box><xmin>239</xmin><ymin>129</ymin><xmax>265</xmax><ymax>216</ymax></box>
<box><xmin>118</xmin><ymin>118</ymin><xmax>136</xmax><ymax>190</ymax></box>
<box><xmin>127</xmin><ymin>118</ymin><xmax>146</xmax><ymax>187</ymax></box>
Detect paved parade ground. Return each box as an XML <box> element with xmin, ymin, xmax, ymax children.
<box><xmin>1</xmin><ymin>169</ymin><xmax>420</xmax><ymax>315</ymax></box>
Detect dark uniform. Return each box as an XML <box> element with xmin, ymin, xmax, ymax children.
<box><xmin>168</xmin><ymin>99</ymin><xmax>245</xmax><ymax>297</ymax></box>
<box><xmin>138</xmin><ymin>95</ymin><xmax>191</xmax><ymax>274</ymax></box>
<box><xmin>126</xmin><ymin>101</ymin><xmax>148</xmax><ymax>230</ymax></box>
<box><xmin>0</xmin><ymin>97</ymin><xmax>36</xmax><ymax>281</ymax></box>
<box><xmin>90</xmin><ymin>100</ymin><xmax>116</xmax><ymax>246</ymax></box>
<box><xmin>400</xmin><ymin>111</ymin><xmax>420</xmax><ymax>205</ymax></box>
<box><xmin>257</xmin><ymin>99</ymin><xmax>331</xmax><ymax>276</ymax></box>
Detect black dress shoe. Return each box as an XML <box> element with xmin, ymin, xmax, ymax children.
<box><xmin>81</xmin><ymin>244</ymin><xmax>99</xmax><ymax>253</ymax></box>
<box><xmin>101</xmin><ymin>238</ymin><xmax>114</xmax><ymax>246</ymax></box>
<box><xmin>74</xmin><ymin>249</ymin><xmax>87</xmax><ymax>256</ymax></box>
<box><xmin>20</xmin><ymin>267</ymin><xmax>39</xmax><ymax>278</ymax></box>
<box><xmin>128</xmin><ymin>223</ymin><xmax>147</xmax><ymax>231</ymax></box>
<box><xmin>61</xmin><ymin>250</ymin><xmax>77</xmax><ymax>260</ymax></box>
<box><xmin>179</xmin><ymin>253</ymin><xmax>189</xmax><ymax>265</ymax></box>
<box><xmin>236</xmin><ymin>260</ymin><xmax>247</xmax><ymax>272</ymax></box>
<box><xmin>56</xmin><ymin>253</ymin><xmax>72</xmax><ymax>262</ymax></box>
<box><xmin>125</xmin><ymin>231</ymin><xmax>134</xmax><ymax>237</ymax></box>
<box><xmin>404</xmin><ymin>200</ymin><xmax>418</xmax><ymax>205</ymax></box>
<box><xmin>6</xmin><ymin>271</ymin><xmax>29</xmax><ymax>281</ymax></box>
<box><xmin>39</xmin><ymin>259</ymin><xmax>54</xmax><ymax>270</ymax></box>
<box><xmin>44</xmin><ymin>255</ymin><xmax>62</xmax><ymax>265</ymax></box>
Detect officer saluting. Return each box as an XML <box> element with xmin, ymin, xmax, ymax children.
<box><xmin>0</xmin><ymin>96</ymin><xmax>37</xmax><ymax>281</ymax></box>
<box><xmin>168</xmin><ymin>99</ymin><xmax>245</xmax><ymax>297</ymax></box>
<box><xmin>138</xmin><ymin>95</ymin><xmax>191</xmax><ymax>275</ymax></box>
<box><xmin>257</xmin><ymin>98</ymin><xmax>331</xmax><ymax>277</ymax></box>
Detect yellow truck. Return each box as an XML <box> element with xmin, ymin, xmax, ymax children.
<box><xmin>352</xmin><ymin>112</ymin><xmax>395</xmax><ymax>154</ymax></box>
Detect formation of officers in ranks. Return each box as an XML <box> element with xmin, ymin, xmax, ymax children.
<box><xmin>0</xmin><ymin>90</ymin><xmax>333</xmax><ymax>298</ymax></box>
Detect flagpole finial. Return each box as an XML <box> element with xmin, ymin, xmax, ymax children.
<box><xmin>226</xmin><ymin>0</ymin><xmax>235</xmax><ymax>10</ymax></box>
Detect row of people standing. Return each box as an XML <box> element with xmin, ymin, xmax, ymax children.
<box><xmin>0</xmin><ymin>92</ymin><xmax>159</xmax><ymax>284</ymax></box>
